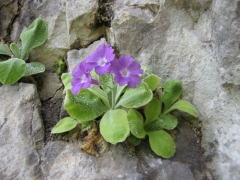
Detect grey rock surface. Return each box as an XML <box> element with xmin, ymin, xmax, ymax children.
<box><xmin>67</xmin><ymin>38</ymin><xmax>107</xmax><ymax>72</ymax></box>
<box><xmin>38</xmin><ymin>73</ymin><xmax>63</xmax><ymax>101</ymax></box>
<box><xmin>0</xmin><ymin>83</ymin><xmax>201</xmax><ymax>180</ymax></box>
<box><xmin>0</xmin><ymin>83</ymin><xmax>44</xmax><ymax>179</ymax></box>
<box><xmin>40</xmin><ymin>132</ymin><xmax>198</xmax><ymax>180</ymax></box>
<box><xmin>0</xmin><ymin>0</ymin><xmax>18</xmax><ymax>39</ymax></box>
<box><xmin>107</xmin><ymin>0</ymin><xmax>240</xmax><ymax>179</ymax></box>
<box><xmin>2</xmin><ymin>0</ymin><xmax>106</xmax><ymax>71</ymax></box>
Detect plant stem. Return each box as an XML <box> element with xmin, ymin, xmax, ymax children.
<box><xmin>111</xmin><ymin>75</ymin><xmax>117</xmax><ymax>109</ymax></box>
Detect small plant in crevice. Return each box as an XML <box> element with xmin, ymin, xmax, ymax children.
<box><xmin>56</xmin><ymin>59</ymin><xmax>66</xmax><ymax>75</ymax></box>
<box><xmin>0</xmin><ymin>18</ymin><xmax>47</xmax><ymax>85</ymax></box>
<box><xmin>51</xmin><ymin>44</ymin><xmax>198</xmax><ymax>158</ymax></box>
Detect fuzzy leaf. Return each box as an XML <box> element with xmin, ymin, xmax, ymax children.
<box><xmin>24</xmin><ymin>62</ymin><xmax>45</xmax><ymax>76</ymax></box>
<box><xmin>0</xmin><ymin>58</ymin><xmax>26</xmax><ymax>85</ymax></box>
<box><xmin>127</xmin><ymin>109</ymin><xmax>146</xmax><ymax>138</ymax></box>
<box><xmin>0</xmin><ymin>44</ymin><xmax>12</xmax><ymax>56</ymax></box>
<box><xmin>64</xmin><ymin>89</ymin><xmax>107</xmax><ymax>121</ymax></box>
<box><xmin>99</xmin><ymin>73</ymin><xmax>114</xmax><ymax>94</ymax></box>
<box><xmin>115</xmin><ymin>84</ymin><xmax>127</xmax><ymax>103</ymax></box>
<box><xmin>10</xmin><ymin>43</ymin><xmax>21</xmax><ymax>58</ymax></box>
<box><xmin>144</xmin><ymin>97</ymin><xmax>161</xmax><ymax>124</ymax></box>
<box><xmin>161</xmin><ymin>79</ymin><xmax>182</xmax><ymax>112</ymax></box>
<box><xmin>148</xmin><ymin>130</ymin><xmax>176</xmax><ymax>158</ymax></box>
<box><xmin>163</xmin><ymin>100</ymin><xmax>198</xmax><ymax>117</ymax></box>
<box><xmin>51</xmin><ymin>117</ymin><xmax>78</xmax><ymax>133</ymax></box>
<box><xmin>100</xmin><ymin>109</ymin><xmax>129</xmax><ymax>144</ymax></box>
<box><xmin>127</xmin><ymin>134</ymin><xmax>141</xmax><ymax>146</ymax></box>
<box><xmin>20</xmin><ymin>18</ymin><xmax>47</xmax><ymax>59</ymax></box>
<box><xmin>88</xmin><ymin>87</ymin><xmax>111</xmax><ymax>109</ymax></box>
<box><xmin>115</xmin><ymin>81</ymin><xmax>152</xmax><ymax>108</ymax></box>
<box><xmin>144</xmin><ymin>114</ymin><xmax>178</xmax><ymax>132</ymax></box>
<box><xmin>61</xmin><ymin>73</ymin><xmax>72</xmax><ymax>90</ymax></box>
<box><xmin>143</xmin><ymin>74</ymin><xmax>161</xmax><ymax>90</ymax></box>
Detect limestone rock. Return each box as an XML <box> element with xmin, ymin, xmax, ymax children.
<box><xmin>66</xmin><ymin>0</ymin><xmax>106</xmax><ymax>48</ymax></box>
<box><xmin>107</xmin><ymin>0</ymin><xmax>240</xmax><ymax>179</ymax></box>
<box><xmin>0</xmin><ymin>0</ymin><xmax>18</xmax><ymax>40</ymax></box>
<box><xmin>9</xmin><ymin>0</ymin><xmax>106</xmax><ymax>71</ymax></box>
<box><xmin>38</xmin><ymin>73</ymin><xmax>63</xmax><ymax>101</ymax></box>
<box><xmin>67</xmin><ymin>38</ymin><xmax>107</xmax><ymax>72</ymax></box>
<box><xmin>40</xmin><ymin>138</ymin><xmax>197</xmax><ymax>180</ymax></box>
<box><xmin>0</xmin><ymin>83</ymin><xmax>45</xmax><ymax>179</ymax></box>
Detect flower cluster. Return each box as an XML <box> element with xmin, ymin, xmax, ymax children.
<box><xmin>71</xmin><ymin>44</ymin><xmax>143</xmax><ymax>94</ymax></box>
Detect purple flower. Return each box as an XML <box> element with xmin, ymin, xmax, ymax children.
<box><xmin>71</xmin><ymin>61</ymin><xmax>92</xmax><ymax>94</ymax></box>
<box><xmin>110</xmin><ymin>55</ymin><xmax>143</xmax><ymax>88</ymax></box>
<box><xmin>86</xmin><ymin>44</ymin><xmax>115</xmax><ymax>76</ymax></box>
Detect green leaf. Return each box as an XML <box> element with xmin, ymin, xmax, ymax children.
<box><xmin>23</xmin><ymin>62</ymin><xmax>45</xmax><ymax>76</ymax></box>
<box><xmin>51</xmin><ymin>117</ymin><xmax>78</xmax><ymax>133</ymax></box>
<box><xmin>144</xmin><ymin>114</ymin><xmax>178</xmax><ymax>132</ymax></box>
<box><xmin>144</xmin><ymin>97</ymin><xmax>161</xmax><ymax>124</ymax></box>
<box><xmin>99</xmin><ymin>73</ymin><xmax>114</xmax><ymax>94</ymax></box>
<box><xmin>88</xmin><ymin>87</ymin><xmax>111</xmax><ymax>109</ymax></box>
<box><xmin>64</xmin><ymin>89</ymin><xmax>107</xmax><ymax>121</ymax></box>
<box><xmin>143</xmin><ymin>74</ymin><xmax>161</xmax><ymax>91</ymax></box>
<box><xmin>100</xmin><ymin>109</ymin><xmax>130</xmax><ymax>144</ymax></box>
<box><xmin>99</xmin><ymin>74</ymin><xmax>114</xmax><ymax>105</ymax></box>
<box><xmin>57</xmin><ymin>59</ymin><xmax>65</xmax><ymax>74</ymax></box>
<box><xmin>0</xmin><ymin>44</ymin><xmax>12</xmax><ymax>56</ymax></box>
<box><xmin>163</xmin><ymin>100</ymin><xmax>198</xmax><ymax>117</ymax></box>
<box><xmin>10</xmin><ymin>43</ymin><xmax>21</xmax><ymax>58</ymax></box>
<box><xmin>20</xmin><ymin>18</ymin><xmax>47</xmax><ymax>59</ymax></box>
<box><xmin>127</xmin><ymin>109</ymin><xmax>146</xmax><ymax>138</ymax></box>
<box><xmin>81</xmin><ymin>122</ymin><xmax>92</xmax><ymax>132</ymax></box>
<box><xmin>127</xmin><ymin>134</ymin><xmax>141</xmax><ymax>146</ymax></box>
<box><xmin>161</xmin><ymin>79</ymin><xmax>182</xmax><ymax>112</ymax></box>
<box><xmin>61</xmin><ymin>73</ymin><xmax>72</xmax><ymax>90</ymax></box>
<box><xmin>148</xmin><ymin>130</ymin><xmax>176</xmax><ymax>158</ymax></box>
<box><xmin>0</xmin><ymin>58</ymin><xmax>26</xmax><ymax>85</ymax></box>
<box><xmin>22</xmin><ymin>51</ymin><xmax>29</xmax><ymax>61</ymax></box>
<box><xmin>90</xmin><ymin>69</ymin><xmax>99</xmax><ymax>79</ymax></box>
<box><xmin>115</xmin><ymin>81</ymin><xmax>153</xmax><ymax>108</ymax></box>
<box><xmin>115</xmin><ymin>84</ymin><xmax>127</xmax><ymax>103</ymax></box>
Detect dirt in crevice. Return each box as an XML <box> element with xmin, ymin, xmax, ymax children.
<box><xmin>41</xmin><ymin>98</ymin><xmax>63</xmax><ymax>142</ymax></box>
<box><xmin>92</xmin><ymin>0</ymin><xmax>114</xmax><ymax>28</ymax></box>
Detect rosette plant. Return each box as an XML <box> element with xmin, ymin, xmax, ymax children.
<box><xmin>0</xmin><ymin>18</ymin><xmax>47</xmax><ymax>85</ymax></box>
<box><xmin>52</xmin><ymin>44</ymin><xmax>198</xmax><ymax>158</ymax></box>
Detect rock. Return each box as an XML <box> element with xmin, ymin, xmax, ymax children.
<box><xmin>67</xmin><ymin>38</ymin><xmax>107</xmax><ymax>72</ymax></box>
<box><xmin>40</xmin><ymin>136</ymin><xmax>197</xmax><ymax>180</ymax></box>
<box><xmin>38</xmin><ymin>73</ymin><xmax>63</xmax><ymax>101</ymax></box>
<box><xmin>66</xmin><ymin>0</ymin><xmax>106</xmax><ymax>48</ymax></box>
<box><xmin>8</xmin><ymin>0</ymin><xmax>107</xmax><ymax>71</ymax></box>
<box><xmin>40</xmin><ymin>141</ymin><xmax>144</xmax><ymax>179</ymax></box>
<box><xmin>10</xmin><ymin>0</ymin><xmax>69</xmax><ymax>71</ymax></box>
<box><xmin>0</xmin><ymin>0</ymin><xmax>18</xmax><ymax>40</ymax></box>
<box><xmin>107</xmin><ymin>0</ymin><xmax>240</xmax><ymax>179</ymax></box>
<box><xmin>212</xmin><ymin>0</ymin><xmax>240</xmax><ymax>85</ymax></box>
<box><xmin>0</xmin><ymin>83</ymin><xmax>45</xmax><ymax>179</ymax></box>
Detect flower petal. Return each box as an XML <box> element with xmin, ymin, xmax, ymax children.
<box><xmin>118</xmin><ymin>55</ymin><xmax>133</xmax><ymax>68</ymax></box>
<box><xmin>128</xmin><ymin>61</ymin><xmax>143</xmax><ymax>75</ymax></box>
<box><xmin>114</xmin><ymin>73</ymin><xmax>129</xmax><ymax>86</ymax></box>
<box><xmin>127</xmin><ymin>75</ymin><xmax>141</xmax><ymax>88</ymax></box>
<box><xmin>86</xmin><ymin>44</ymin><xmax>115</xmax><ymax>73</ymax></box>
<box><xmin>95</xmin><ymin>63</ymin><xmax>110</xmax><ymax>76</ymax></box>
